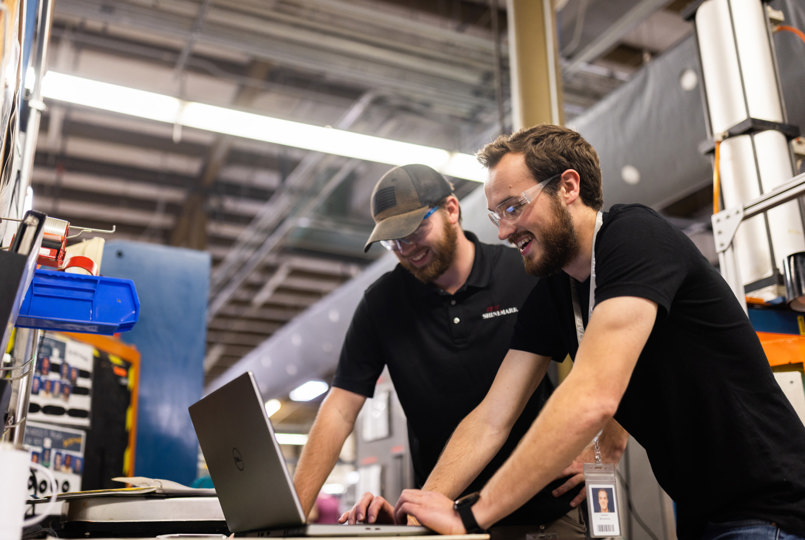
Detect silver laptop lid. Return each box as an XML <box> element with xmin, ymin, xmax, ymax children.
<box><xmin>189</xmin><ymin>371</ymin><xmax>306</xmax><ymax>534</ymax></box>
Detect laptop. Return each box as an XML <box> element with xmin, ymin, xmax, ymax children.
<box><xmin>189</xmin><ymin>371</ymin><xmax>432</xmax><ymax>537</ymax></box>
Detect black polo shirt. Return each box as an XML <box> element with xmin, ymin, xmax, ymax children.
<box><xmin>334</xmin><ymin>231</ymin><xmax>575</xmax><ymax>526</ymax></box>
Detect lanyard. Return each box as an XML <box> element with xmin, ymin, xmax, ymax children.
<box><xmin>570</xmin><ymin>211</ymin><xmax>603</xmax><ymax>345</ymax></box>
<box><xmin>570</xmin><ymin>211</ymin><xmax>604</xmax><ymax>463</ymax></box>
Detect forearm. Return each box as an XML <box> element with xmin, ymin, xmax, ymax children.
<box><xmin>293</xmin><ymin>389</ymin><xmax>363</xmax><ymax>514</ymax></box>
<box><xmin>421</xmin><ymin>414</ymin><xmax>510</xmax><ymax>498</ymax></box>
<box><xmin>294</xmin><ymin>425</ymin><xmax>349</xmax><ymax>515</ymax></box>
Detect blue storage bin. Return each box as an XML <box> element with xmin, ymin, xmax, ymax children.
<box><xmin>16</xmin><ymin>269</ymin><xmax>140</xmax><ymax>334</ymax></box>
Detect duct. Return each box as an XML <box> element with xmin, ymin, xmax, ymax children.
<box><xmin>207</xmin><ymin>0</ymin><xmax>805</xmax><ymax>397</ymax></box>
<box><xmin>567</xmin><ymin>36</ymin><xmax>711</xmax><ymax>210</ymax></box>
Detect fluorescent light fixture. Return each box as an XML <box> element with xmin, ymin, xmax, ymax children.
<box><xmin>441</xmin><ymin>152</ymin><xmax>488</xmax><ymax>182</ymax></box>
<box><xmin>289</xmin><ymin>379</ymin><xmax>329</xmax><ymax>402</ymax></box>
<box><xmin>265</xmin><ymin>398</ymin><xmax>281</xmax><ymax>417</ymax></box>
<box><xmin>42</xmin><ymin>72</ymin><xmax>182</xmax><ymax>124</ymax></box>
<box><xmin>275</xmin><ymin>432</ymin><xmax>309</xmax><ymax>446</ymax></box>
<box><xmin>40</xmin><ymin>72</ymin><xmax>485</xmax><ymax>183</ymax></box>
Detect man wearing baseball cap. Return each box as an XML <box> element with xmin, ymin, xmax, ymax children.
<box><xmin>293</xmin><ymin>164</ymin><xmax>592</xmax><ymax>539</ymax></box>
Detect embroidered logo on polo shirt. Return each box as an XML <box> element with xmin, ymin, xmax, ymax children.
<box><xmin>481</xmin><ymin>305</ymin><xmax>519</xmax><ymax>319</ymax></box>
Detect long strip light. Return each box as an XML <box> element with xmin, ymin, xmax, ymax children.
<box><xmin>40</xmin><ymin>72</ymin><xmax>486</xmax><ymax>182</ymax></box>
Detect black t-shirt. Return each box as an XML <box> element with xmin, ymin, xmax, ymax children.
<box><xmin>334</xmin><ymin>231</ymin><xmax>575</xmax><ymax>526</ymax></box>
<box><xmin>512</xmin><ymin>204</ymin><xmax>805</xmax><ymax>538</ymax></box>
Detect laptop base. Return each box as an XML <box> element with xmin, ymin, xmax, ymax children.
<box><xmin>242</xmin><ymin>523</ymin><xmax>432</xmax><ymax>537</ymax></box>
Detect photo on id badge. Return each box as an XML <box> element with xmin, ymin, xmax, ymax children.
<box><xmin>588</xmin><ymin>484</ymin><xmax>620</xmax><ymax>537</ymax></box>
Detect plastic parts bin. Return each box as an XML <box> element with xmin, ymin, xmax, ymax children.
<box><xmin>16</xmin><ymin>269</ymin><xmax>139</xmax><ymax>334</ymax></box>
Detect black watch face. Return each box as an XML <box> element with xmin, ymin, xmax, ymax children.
<box><xmin>455</xmin><ymin>491</ymin><xmax>480</xmax><ymax>509</ymax></box>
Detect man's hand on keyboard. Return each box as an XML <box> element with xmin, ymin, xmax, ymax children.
<box><xmin>339</xmin><ymin>492</ymin><xmax>396</xmax><ymax>524</ymax></box>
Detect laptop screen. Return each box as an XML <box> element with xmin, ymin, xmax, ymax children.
<box><xmin>190</xmin><ymin>372</ymin><xmax>308</xmax><ymax>534</ymax></box>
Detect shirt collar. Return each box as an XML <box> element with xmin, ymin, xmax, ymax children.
<box><xmin>461</xmin><ymin>231</ymin><xmax>491</xmax><ymax>291</ymax></box>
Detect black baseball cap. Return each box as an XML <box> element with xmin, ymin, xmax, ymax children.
<box><xmin>363</xmin><ymin>164</ymin><xmax>454</xmax><ymax>252</ymax></box>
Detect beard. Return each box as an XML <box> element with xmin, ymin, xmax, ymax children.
<box><xmin>523</xmin><ymin>195</ymin><xmax>579</xmax><ymax>277</ymax></box>
<box><xmin>400</xmin><ymin>217</ymin><xmax>458</xmax><ymax>284</ymax></box>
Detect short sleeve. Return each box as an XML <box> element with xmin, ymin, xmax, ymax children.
<box><xmin>594</xmin><ymin>207</ymin><xmax>688</xmax><ymax>315</ymax></box>
<box><xmin>332</xmin><ymin>295</ymin><xmax>386</xmax><ymax>397</ymax></box>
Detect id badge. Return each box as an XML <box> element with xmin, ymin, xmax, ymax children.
<box><xmin>584</xmin><ymin>462</ymin><xmax>621</xmax><ymax>538</ymax></box>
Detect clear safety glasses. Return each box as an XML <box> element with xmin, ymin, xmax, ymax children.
<box><xmin>380</xmin><ymin>206</ymin><xmax>438</xmax><ymax>252</ymax></box>
<box><xmin>487</xmin><ymin>173</ymin><xmax>562</xmax><ymax>227</ymax></box>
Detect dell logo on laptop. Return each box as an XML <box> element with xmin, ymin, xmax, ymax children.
<box><xmin>232</xmin><ymin>447</ymin><xmax>245</xmax><ymax>471</ymax></box>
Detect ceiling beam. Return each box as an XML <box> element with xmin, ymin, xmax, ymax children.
<box><xmin>563</xmin><ymin>0</ymin><xmax>673</xmax><ymax>75</ymax></box>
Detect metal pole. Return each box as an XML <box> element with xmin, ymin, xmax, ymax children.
<box><xmin>2</xmin><ymin>328</ymin><xmax>40</xmax><ymax>445</ymax></box>
<box><xmin>18</xmin><ymin>0</ymin><xmax>54</xmax><ymax>200</ymax></box>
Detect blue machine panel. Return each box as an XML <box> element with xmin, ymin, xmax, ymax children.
<box><xmin>101</xmin><ymin>241</ymin><xmax>210</xmax><ymax>485</ymax></box>
<box><xmin>748</xmin><ymin>306</ymin><xmax>805</xmax><ymax>336</ymax></box>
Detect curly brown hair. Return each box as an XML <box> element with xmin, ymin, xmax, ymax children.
<box><xmin>476</xmin><ymin>124</ymin><xmax>603</xmax><ymax>210</ymax></box>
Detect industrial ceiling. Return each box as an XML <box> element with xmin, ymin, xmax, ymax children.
<box><xmin>30</xmin><ymin>0</ymin><xmax>700</xmax><ymax>426</ymax></box>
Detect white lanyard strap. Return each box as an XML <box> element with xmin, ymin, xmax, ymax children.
<box><xmin>571</xmin><ymin>211</ymin><xmax>603</xmax><ymax>345</ymax></box>
<box><xmin>571</xmin><ymin>211</ymin><xmax>604</xmax><ymax>463</ymax></box>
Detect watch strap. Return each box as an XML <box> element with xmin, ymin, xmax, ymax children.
<box><xmin>453</xmin><ymin>492</ymin><xmax>484</xmax><ymax>533</ymax></box>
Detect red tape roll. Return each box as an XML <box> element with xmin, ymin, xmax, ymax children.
<box><xmin>64</xmin><ymin>255</ymin><xmax>98</xmax><ymax>276</ymax></box>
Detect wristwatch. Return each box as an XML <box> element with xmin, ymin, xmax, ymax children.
<box><xmin>453</xmin><ymin>491</ymin><xmax>485</xmax><ymax>533</ymax></box>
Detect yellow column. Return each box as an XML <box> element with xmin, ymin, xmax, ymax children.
<box><xmin>506</xmin><ymin>0</ymin><xmax>565</xmax><ymax>129</ymax></box>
